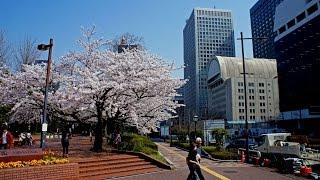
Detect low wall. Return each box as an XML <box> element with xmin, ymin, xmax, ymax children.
<box><xmin>0</xmin><ymin>163</ymin><xmax>79</xmax><ymax>180</ymax></box>
<box><xmin>0</xmin><ymin>149</ymin><xmax>43</xmax><ymax>162</ymax></box>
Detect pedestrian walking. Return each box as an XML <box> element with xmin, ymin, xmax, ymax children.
<box><xmin>186</xmin><ymin>137</ymin><xmax>205</xmax><ymax>180</ymax></box>
<box><xmin>61</xmin><ymin>131</ymin><xmax>70</xmax><ymax>157</ymax></box>
<box><xmin>1</xmin><ymin>128</ymin><xmax>14</xmax><ymax>149</ymax></box>
<box><xmin>113</xmin><ymin>130</ymin><xmax>121</xmax><ymax>149</ymax></box>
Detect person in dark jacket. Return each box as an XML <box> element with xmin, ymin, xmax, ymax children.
<box><xmin>61</xmin><ymin>131</ymin><xmax>70</xmax><ymax>157</ymax></box>
<box><xmin>186</xmin><ymin>137</ymin><xmax>205</xmax><ymax>180</ymax></box>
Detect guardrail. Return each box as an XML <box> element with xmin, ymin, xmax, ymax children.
<box><xmin>238</xmin><ymin>148</ymin><xmax>261</xmax><ymax>159</ymax></box>
<box><xmin>301</xmin><ymin>148</ymin><xmax>320</xmax><ymax>160</ymax></box>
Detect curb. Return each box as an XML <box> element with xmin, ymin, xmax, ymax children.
<box><xmin>111</xmin><ymin>150</ymin><xmax>173</xmax><ymax>170</ymax></box>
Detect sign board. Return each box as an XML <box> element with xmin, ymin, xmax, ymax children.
<box><xmin>203</xmin><ymin>119</ymin><xmax>225</xmax><ymax>130</ymax></box>
<box><xmin>203</xmin><ymin>119</ymin><xmax>225</xmax><ymax>145</ymax></box>
<box><xmin>160</xmin><ymin>125</ymin><xmax>169</xmax><ymax>137</ymax></box>
<box><xmin>42</xmin><ymin>123</ymin><xmax>48</xmax><ymax>132</ymax></box>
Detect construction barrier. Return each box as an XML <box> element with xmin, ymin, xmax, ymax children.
<box><xmin>300</xmin><ymin>166</ymin><xmax>312</xmax><ymax>177</ymax></box>
<box><xmin>263</xmin><ymin>159</ymin><xmax>271</xmax><ymax>167</ymax></box>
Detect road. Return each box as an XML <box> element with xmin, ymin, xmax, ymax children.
<box><xmin>110</xmin><ymin>142</ymin><xmax>303</xmax><ymax>180</ymax></box>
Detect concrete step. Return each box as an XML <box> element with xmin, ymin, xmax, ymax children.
<box><xmin>78</xmin><ymin>158</ymin><xmax>145</xmax><ymax>168</ymax></box>
<box><xmin>79</xmin><ymin>164</ymin><xmax>158</xmax><ymax>179</ymax></box>
<box><xmin>74</xmin><ymin>155</ymin><xmax>138</xmax><ymax>163</ymax></box>
<box><xmin>93</xmin><ymin>167</ymin><xmax>158</xmax><ymax>180</ymax></box>
<box><xmin>79</xmin><ymin>161</ymin><xmax>152</xmax><ymax>174</ymax></box>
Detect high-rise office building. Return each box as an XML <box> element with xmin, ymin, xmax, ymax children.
<box><xmin>250</xmin><ymin>0</ymin><xmax>284</xmax><ymax>59</ymax></box>
<box><xmin>183</xmin><ymin>8</ymin><xmax>235</xmax><ymax>120</ymax></box>
<box><xmin>274</xmin><ymin>0</ymin><xmax>320</xmax><ymax>113</ymax></box>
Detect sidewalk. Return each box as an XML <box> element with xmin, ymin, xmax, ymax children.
<box><xmin>109</xmin><ymin>142</ymin><xmax>220</xmax><ymax>180</ymax></box>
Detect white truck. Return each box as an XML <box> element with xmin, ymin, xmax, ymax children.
<box><xmin>238</xmin><ymin>133</ymin><xmax>320</xmax><ymax>166</ymax></box>
<box><xmin>256</xmin><ymin>133</ymin><xmax>301</xmax><ymax>158</ymax></box>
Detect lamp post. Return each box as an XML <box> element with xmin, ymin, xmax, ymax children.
<box><xmin>237</xmin><ymin>33</ymin><xmax>267</xmax><ymax>163</ymax></box>
<box><xmin>37</xmin><ymin>38</ymin><xmax>53</xmax><ymax>149</ymax></box>
<box><xmin>193</xmin><ymin>115</ymin><xmax>199</xmax><ymax>139</ymax></box>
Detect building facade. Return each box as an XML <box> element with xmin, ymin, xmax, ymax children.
<box><xmin>183</xmin><ymin>8</ymin><xmax>235</xmax><ymax>121</ymax></box>
<box><xmin>274</xmin><ymin>0</ymin><xmax>320</xmax><ymax>113</ymax></box>
<box><xmin>250</xmin><ymin>0</ymin><xmax>284</xmax><ymax>59</ymax></box>
<box><xmin>207</xmin><ymin>56</ymin><xmax>280</xmax><ymax>129</ymax></box>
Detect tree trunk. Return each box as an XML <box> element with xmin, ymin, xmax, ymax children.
<box><xmin>92</xmin><ymin>103</ymin><xmax>103</xmax><ymax>152</ymax></box>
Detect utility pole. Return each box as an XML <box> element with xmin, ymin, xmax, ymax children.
<box><xmin>38</xmin><ymin>38</ymin><xmax>53</xmax><ymax>149</ymax></box>
<box><xmin>237</xmin><ymin>33</ymin><xmax>267</xmax><ymax>163</ymax></box>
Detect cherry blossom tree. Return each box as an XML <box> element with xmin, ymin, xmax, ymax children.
<box><xmin>0</xmin><ymin>27</ymin><xmax>184</xmax><ymax>152</ymax></box>
<box><xmin>57</xmin><ymin>27</ymin><xmax>184</xmax><ymax>151</ymax></box>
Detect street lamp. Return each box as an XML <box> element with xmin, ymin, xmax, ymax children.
<box><xmin>193</xmin><ymin>115</ymin><xmax>199</xmax><ymax>139</ymax></box>
<box><xmin>237</xmin><ymin>32</ymin><xmax>267</xmax><ymax>163</ymax></box>
<box><xmin>37</xmin><ymin>38</ymin><xmax>53</xmax><ymax>149</ymax></box>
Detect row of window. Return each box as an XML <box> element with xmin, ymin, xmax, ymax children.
<box><xmin>277</xmin><ymin>3</ymin><xmax>319</xmax><ymax>35</ymax></box>
<box><xmin>197</xmin><ymin>16</ymin><xmax>232</xmax><ymax>22</ymax></box>
<box><xmin>237</xmin><ymin>88</ymin><xmax>266</xmax><ymax>94</ymax></box>
<box><xmin>238</xmin><ymin>82</ymin><xmax>268</xmax><ymax>87</ymax></box>
<box><xmin>196</xmin><ymin>10</ymin><xmax>231</xmax><ymax>17</ymax></box>
<box><xmin>239</xmin><ymin>95</ymin><xmax>266</xmax><ymax>100</ymax></box>
<box><xmin>239</xmin><ymin>116</ymin><xmax>270</xmax><ymax>120</ymax></box>
<box><xmin>238</xmin><ymin>102</ymin><xmax>268</xmax><ymax>107</ymax></box>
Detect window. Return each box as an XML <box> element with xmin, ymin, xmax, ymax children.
<box><xmin>248</xmin><ymin>82</ymin><xmax>254</xmax><ymax>87</ymax></box>
<box><xmin>297</xmin><ymin>12</ymin><xmax>306</xmax><ymax>22</ymax></box>
<box><xmin>279</xmin><ymin>26</ymin><xmax>286</xmax><ymax>34</ymax></box>
<box><xmin>260</xmin><ymin>109</ymin><xmax>266</xmax><ymax>113</ymax></box>
<box><xmin>249</xmin><ymin>89</ymin><xmax>254</xmax><ymax>93</ymax></box>
<box><xmin>287</xmin><ymin>19</ymin><xmax>296</xmax><ymax>28</ymax></box>
<box><xmin>259</xmin><ymin>89</ymin><xmax>265</xmax><ymax>93</ymax></box>
<box><xmin>307</xmin><ymin>4</ymin><xmax>318</xmax><ymax>15</ymax></box>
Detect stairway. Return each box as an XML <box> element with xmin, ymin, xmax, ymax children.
<box><xmin>45</xmin><ymin>136</ymin><xmax>160</xmax><ymax>179</ymax></box>
<box><xmin>73</xmin><ymin>154</ymin><xmax>159</xmax><ymax>179</ymax></box>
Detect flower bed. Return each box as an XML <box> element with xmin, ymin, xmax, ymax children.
<box><xmin>0</xmin><ymin>150</ymin><xmax>68</xmax><ymax>169</ymax></box>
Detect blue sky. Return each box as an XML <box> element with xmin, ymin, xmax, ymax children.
<box><xmin>0</xmin><ymin>0</ymin><xmax>257</xmax><ymax>78</ymax></box>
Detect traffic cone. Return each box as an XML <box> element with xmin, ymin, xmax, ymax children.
<box><xmin>263</xmin><ymin>159</ymin><xmax>271</xmax><ymax>167</ymax></box>
<box><xmin>300</xmin><ymin>166</ymin><xmax>312</xmax><ymax>177</ymax></box>
<box><xmin>241</xmin><ymin>151</ymin><xmax>245</xmax><ymax>163</ymax></box>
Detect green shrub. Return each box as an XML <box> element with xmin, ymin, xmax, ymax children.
<box><xmin>202</xmin><ymin>146</ymin><xmax>216</xmax><ymax>154</ymax></box>
<box><xmin>210</xmin><ymin>150</ymin><xmax>238</xmax><ymax>160</ymax></box>
<box><xmin>118</xmin><ymin>133</ymin><xmax>167</xmax><ymax>164</ymax></box>
<box><xmin>119</xmin><ymin>133</ymin><xmax>158</xmax><ymax>152</ymax></box>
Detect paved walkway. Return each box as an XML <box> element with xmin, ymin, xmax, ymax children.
<box><xmin>117</xmin><ymin>142</ymin><xmax>304</xmax><ymax>180</ymax></box>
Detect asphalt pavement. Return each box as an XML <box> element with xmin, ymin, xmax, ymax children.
<box><xmin>111</xmin><ymin>142</ymin><xmax>304</xmax><ymax>180</ymax></box>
